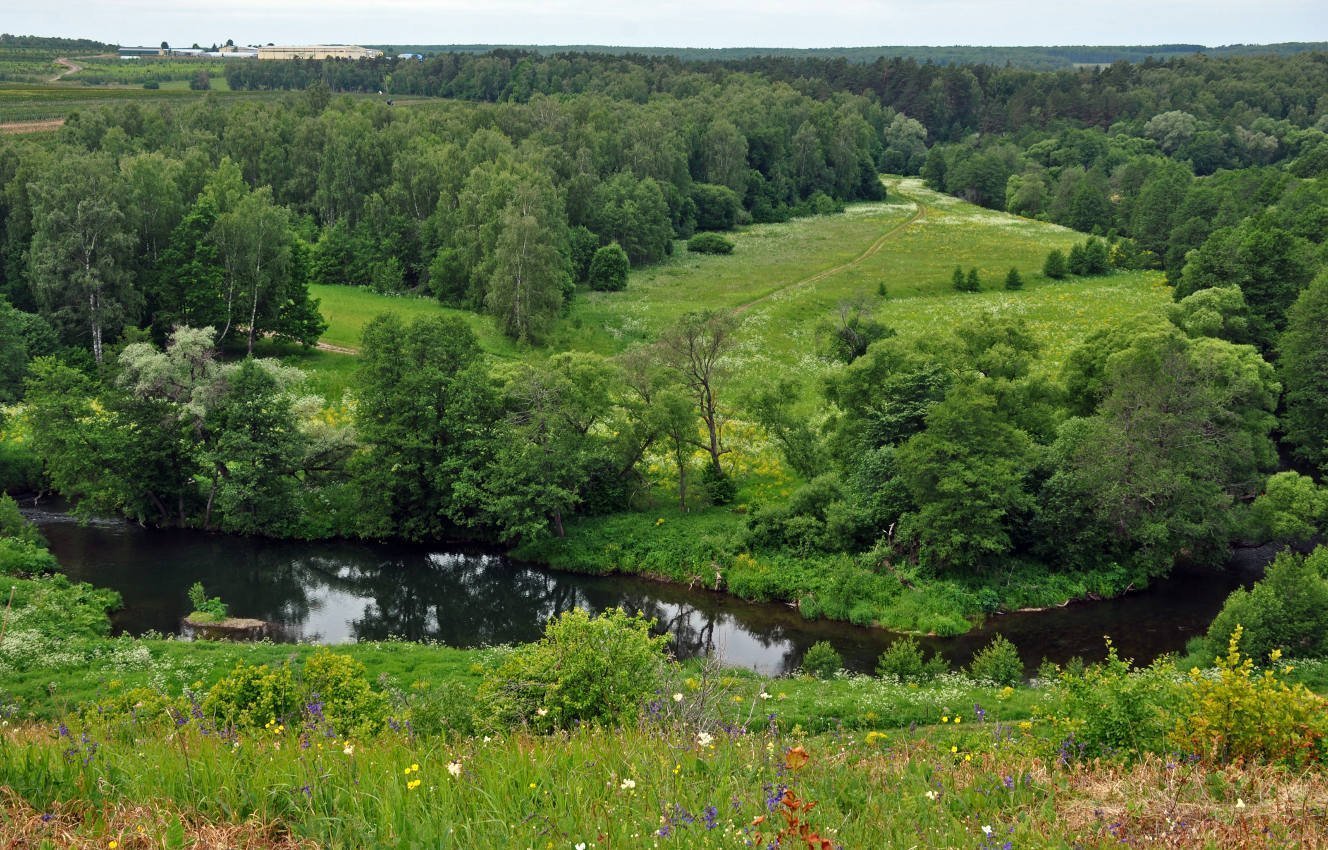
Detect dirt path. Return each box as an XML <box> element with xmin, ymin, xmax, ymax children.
<box><xmin>50</xmin><ymin>57</ymin><xmax>81</xmax><ymax>82</ymax></box>
<box><xmin>0</xmin><ymin>119</ymin><xmax>65</xmax><ymax>135</ymax></box>
<box><xmin>315</xmin><ymin>341</ymin><xmax>359</xmax><ymax>355</ymax></box>
<box><xmin>733</xmin><ymin>190</ymin><xmax>927</xmax><ymax>315</ymax></box>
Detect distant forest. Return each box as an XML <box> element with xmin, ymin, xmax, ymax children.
<box><xmin>372</xmin><ymin>42</ymin><xmax>1328</xmax><ymax>70</ymax></box>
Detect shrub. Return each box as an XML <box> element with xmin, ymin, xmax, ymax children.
<box><xmin>700</xmin><ymin>461</ymin><xmax>737</xmax><ymax>505</ymax></box>
<box><xmin>1205</xmin><ymin>547</ymin><xmax>1328</xmax><ymax>661</ymax></box>
<box><xmin>951</xmin><ymin>266</ymin><xmax>965</xmax><ymax>291</ymax></box>
<box><xmin>965</xmin><ymin>268</ymin><xmax>981</xmax><ymax>291</ymax></box>
<box><xmin>1043</xmin><ymin>249</ymin><xmax>1068</xmax><ymax>279</ymax></box>
<box><xmin>0</xmin><ymin>538</ymin><xmax>57</xmax><ymax>577</ymax></box>
<box><xmin>1172</xmin><ymin>626</ymin><xmax>1328</xmax><ymax>766</ymax></box>
<box><xmin>1050</xmin><ymin>640</ymin><xmax>1181</xmax><ymax>759</ymax></box>
<box><xmin>690</xmin><ymin>183</ymin><xmax>741</xmax><ymax>231</ymax></box>
<box><xmin>587</xmin><ymin>243</ymin><xmax>629</xmax><ymax>291</ymax></box>
<box><xmin>0</xmin><ymin>494</ymin><xmax>44</xmax><ymax>548</ymax></box>
<box><xmin>301</xmin><ymin>649</ymin><xmax>389</xmax><ymax>736</ymax></box>
<box><xmin>1004</xmin><ymin>267</ymin><xmax>1023</xmax><ymax>290</ymax></box>
<box><xmin>875</xmin><ymin>636</ymin><xmax>949</xmax><ymax>682</ymax></box>
<box><xmin>967</xmin><ymin>634</ymin><xmax>1023</xmax><ymax>686</ymax></box>
<box><xmin>202</xmin><ymin>662</ymin><xmax>299</xmax><ymax>729</ymax></box>
<box><xmin>186</xmin><ymin>581</ymin><xmax>228</xmax><ymax>622</ymax></box>
<box><xmin>1248</xmin><ymin>471</ymin><xmax>1327</xmax><ymax>542</ymax></box>
<box><xmin>476</xmin><ymin>608</ymin><xmax>670</xmax><ymax>732</ymax></box>
<box><xmin>687</xmin><ymin>233</ymin><xmax>734</xmax><ymax>255</ymax></box>
<box><xmin>801</xmin><ymin>641</ymin><xmax>842</xmax><ymax>679</ymax></box>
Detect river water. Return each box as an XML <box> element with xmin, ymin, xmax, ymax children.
<box><xmin>26</xmin><ymin>505</ymin><xmax>1267</xmax><ymax>676</ymax></box>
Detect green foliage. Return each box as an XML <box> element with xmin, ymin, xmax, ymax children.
<box><xmin>202</xmin><ymin>662</ymin><xmax>300</xmax><ymax>730</ymax></box>
<box><xmin>966</xmin><ymin>635</ymin><xmax>1023</xmax><ymax>686</ymax></box>
<box><xmin>476</xmin><ymin>608</ymin><xmax>670</xmax><ymax>732</ymax></box>
<box><xmin>185</xmin><ymin>582</ymin><xmax>228</xmax><ymax>622</ymax></box>
<box><xmin>1206</xmin><ymin>547</ymin><xmax>1328</xmax><ymax>662</ymax></box>
<box><xmin>1049</xmin><ymin>641</ymin><xmax>1180</xmax><ymax>758</ymax></box>
<box><xmin>1067</xmin><ymin>237</ymin><xmax>1110</xmax><ymax>276</ymax></box>
<box><xmin>700</xmin><ymin>460</ymin><xmax>737</xmax><ymax>506</ymax></box>
<box><xmin>1248</xmin><ymin>472</ymin><xmax>1328</xmax><ymax>542</ymax></box>
<box><xmin>801</xmin><ymin>640</ymin><xmax>842</xmax><ymax>679</ymax></box>
<box><xmin>690</xmin><ymin>183</ymin><xmax>741</xmax><ymax>231</ymax></box>
<box><xmin>1173</xmin><ymin>626</ymin><xmax>1328</xmax><ymax>766</ymax></box>
<box><xmin>587</xmin><ymin>243</ymin><xmax>629</xmax><ymax>291</ymax></box>
<box><xmin>1042</xmin><ymin>248</ymin><xmax>1068</xmax><ymax>279</ymax></box>
<box><xmin>0</xmin><ymin>493</ymin><xmax>44</xmax><ymax>549</ymax></box>
<box><xmin>686</xmin><ymin>232</ymin><xmax>735</xmax><ymax>254</ymax></box>
<box><xmin>0</xmin><ymin>537</ymin><xmax>57</xmax><ymax>578</ymax></box>
<box><xmin>1279</xmin><ymin>272</ymin><xmax>1328</xmax><ymax>472</ymax></box>
<box><xmin>301</xmin><ymin>649</ymin><xmax>390</xmax><ymax>736</ymax></box>
<box><xmin>875</xmin><ymin>637</ymin><xmax>948</xmax><ymax>683</ymax></box>
<box><xmin>1003</xmin><ymin>267</ymin><xmax>1023</xmax><ymax>290</ymax></box>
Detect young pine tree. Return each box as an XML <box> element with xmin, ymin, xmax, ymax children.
<box><xmin>952</xmin><ymin>265</ymin><xmax>966</xmax><ymax>291</ymax></box>
<box><xmin>1044</xmin><ymin>248</ymin><xmax>1068</xmax><ymax>279</ymax></box>
<box><xmin>965</xmin><ymin>268</ymin><xmax>981</xmax><ymax>292</ymax></box>
<box><xmin>1004</xmin><ymin>267</ymin><xmax>1023</xmax><ymax>290</ymax></box>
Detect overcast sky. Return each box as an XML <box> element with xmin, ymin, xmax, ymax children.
<box><xmin>10</xmin><ymin>0</ymin><xmax>1327</xmax><ymax>49</ymax></box>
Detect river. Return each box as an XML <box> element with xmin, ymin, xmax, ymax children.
<box><xmin>26</xmin><ymin>505</ymin><xmax>1268</xmax><ymax>676</ymax></box>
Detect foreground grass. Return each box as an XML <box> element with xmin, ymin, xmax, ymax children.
<box><xmin>4</xmin><ymin>709</ymin><xmax>1326</xmax><ymax>849</ymax></box>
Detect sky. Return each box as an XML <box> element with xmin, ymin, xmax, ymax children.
<box><xmin>9</xmin><ymin>0</ymin><xmax>1327</xmax><ymax>49</ymax></box>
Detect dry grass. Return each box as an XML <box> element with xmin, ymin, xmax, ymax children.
<box><xmin>0</xmin><ymin>790</ymin><xmax>317</xmax><ymax>849</ymax></box>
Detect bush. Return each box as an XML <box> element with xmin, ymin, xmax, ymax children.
<box><xmin>1205</xmin><ymin>547</ymin><xmax>1328</xmax><ymax>661</ymax></box>
<box><xmin>1248</xmin><ymin>471</ymin><xmax>1327</xmax><ymax>542</ymax></box>
<box><xmin>687</xmin><ymin>233</ymin><xmax>734</xmax><ymax>255</ymax></box>
<box><xmin>186</xmin><ymin>581</ymin><xmax>228</xmax><ymax>622</ymax></box>
<box><xmin>0</xmin><ymin>493</ymin><xmax>46</xmax><ymax>549</ymax></box>
<box><xmin>690</xmin><ymin>183</ymin><xmax>741</xmax><ymax>231</ymax></box>
<box><xmin>967</xmin><ymin>634</ymin><xmax>1023</xmax><ymax>686</ymax></box>
<box><xmin>476</xmin><ymin>608</ymin><xmax>670</xmax><ymax>732</ymax></box>
<box><xmin>1050</xmin><ymin>641</ymin><xmax>1181</xmax><ymax>759</ymax></box>
<box><xmin>587</xmin><ymin>243</ymin><xmax>629</xmax><ymax>291</ymax></box>
<box><xmin>700</xmin><ymin>460</ymin><xmax>736</xmax><ymax>505</ymax></box>
<box><xmin>1004</xmin><ymin>267</ymin><xmax>1023</xmax><ymax>290</ymax></box>
<box><xmin>202</xmin><ymin>662</ymin><xmax>299</xmax><ymax>729</ymax></box>
<box><xmin>1043</xmin><ymin>249</ymin><xmax>1068</xmax><ymax>279</ymax></box>
<box><xmin>1172</xmin><ymin>626</ymin><xmax>1328</xmax><ymax>766</ymax></box>
<box><xmin>301</xmin><ymin>649</ymin><xmax>389</xmax><ymax>736</ymax></box>
<box><xmin>875</xmin><ymin>636</ymin><xmax>949</xmax><ymax>682</ymax></box>
<box><xmin>801</xmin><ymin>641</ymin><xmax>843</xmax><ymax>679</ymax></box>
<box><xmin>0</xmin><ymin>537</ymin><xmax>57</xmax><ymax>578</ymax></box>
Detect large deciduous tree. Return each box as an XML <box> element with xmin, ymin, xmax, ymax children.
<box><xmin>27</xmin><ymin>153</ymin><xmax>137</xmax><ymax>363</ymax></box>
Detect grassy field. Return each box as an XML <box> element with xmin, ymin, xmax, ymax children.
<box><xmin>306</xmin><ymin>178</ymin><xmax>1169</xmax><ymax>402</ymax></box>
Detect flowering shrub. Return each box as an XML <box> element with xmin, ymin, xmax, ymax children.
<box><xmin>1049</xmin><ymin>640</ymin><xmax>1180</xmax><ymax>759</ymax></box>
<box><xmin>476</xmin><ymin>608</ymin><xmax>670</xmax><ymax>732</ymax></box>
<box><xmin>202</xmin><ymin>662</ymin><xmax>299</xmax><ymax>729</ymax></box>
<box><xmin>301</xmin><ymin>649</ymin><xmax>389</xmax><ymax>737</ymax></box>
<box><xmin>1171</xmin><ymin>626</ymin><xmax>1328</xmax><ymax>766</ymax></box>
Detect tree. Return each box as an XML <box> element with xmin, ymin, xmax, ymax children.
<box><xmin>657</xmin><ymin>310</ymin><xmax>738</xmax><ymax>471</ymax></box>
<box><xmin>352</xmin><ymin>314</ymin><xmax>498</xmax><ymax>540</ymax></box>
<box><xmin>588</xmin><ymin>172</ymin><xmax>673</xmax><ymax>265</ymax></box>
<box><xmin>951</xmin><ymin>265</ymin><xmax>965</xmax><ymax>291</ymax></box>
<box><xmin>0</xmin><ymin>298</ymin><xmax>30</xmax><ymax>401</ymax></box>
<box><xmin>690</xmin><ymin>183</ymin><xmax>741</xmax><ymax>232</ymax></box>
<box><xmin>27</xmin><ymin>154</ymin><xmax>137</xmax><ymax>364</ymax></box>
<box><xmin>1004</xmin><ymin>267</ymin><xmax>1023</xmax><ymax>290</ymax></box>
<box><xmin>1040</xmin><ymin>327</ymin><xmax>1279</xmax><ymax>578</ymax></box>
<box><xmin>587</xmin><ymin>243</ymin><xmax>629</xmax><ymax>292</ymax></box>
<box><xmin>1043</xmin><ymin>249</ymin><xmax>1068</xmax><ymax>279</ymax></box>
<box><xmin>212</xmin><ymin>187</ymin><xmax>295</xmax><ymax>352</ymax></box>
<box><xmin>486</xmin><ymin>190</ymin><xmax>569</xmax><ymax>343</ymax></box>
<box><xmin>700</xmin><ymin>119</ymin><xmax>748</xmax><ymax>192</ymax></box>
<box><xmin>895</xmin><ymin>380</ymin><xmax>1038</xmax><ymax>571</ymax></box>
<box><xmin>822</xmin><ymin>300</ymin><xmax>893</xmax><ymax>364</ymax></box>
<box><xmin>965</xmin><ymin>268</ymin><xmax>981</xmax><ymax>292</ymax></box>
<box><xmin>1279</xmin><ymin>272</ymin><xmax>1328</xmax><ymax>472</ymax></box>
<box><xmin>1206</xmin><ymin>547</ymin><xmax>1328</xmax><ymax>662</ymax></box>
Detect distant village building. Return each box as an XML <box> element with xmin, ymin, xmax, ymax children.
<box><xmin>257</xmin><ymin>45</ymin><xmax>383</xmax><ymax>61</ymax></box>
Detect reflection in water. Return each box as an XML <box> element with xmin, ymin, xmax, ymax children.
<box><xmin>26</xmin><ymin>505</ymin><xmax>1262</xmax><ymax>676</ymax></box>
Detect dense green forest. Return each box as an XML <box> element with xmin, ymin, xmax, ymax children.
<box><xmin>2</xmin><ymin>45</ymin><xmax>1327</xmax><ymax>632</ymax></box>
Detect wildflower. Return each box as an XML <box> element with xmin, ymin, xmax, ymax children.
<box><xmin>536</xmin><ymin>708</ymin><xmax>549</xmax><ymax>717</ymax></box>
<box><xmin>950</xmin><ymin>746</ymin><xmax>958</xmax><ymax>753</ymax></box>
<box><xmin>343</xmin><ymin>743</ymin><xmax>354</xmax><ymax>756</ymax></box>
<box><xmin>703</xmin><ymin>805</ymin><xmax>718</xmax><ymax>830</ymax></box>
<box><xmin>530</xmin><ymin>782</ymin><xmax>538</xmax><ymax>789</ymax></box>
<box><xmin>448</xmin><ymin>760</ymin><xmax>462</xmax><ymax>778</ymax></box>
<box><xmin>109</xmin><ymin>843</ymin><xmax>118</xmax><ymax>849</ymax></box>
<box><xmin>697</xmin><ymin>731</ymin><xmax>714</xmax><ymax>748</ymax></box>
<box><xmin>576</xmin><ymin>844</ymin><xmax>587</xmax><ymax>850</ymax></box>
<box><xmin>672</xmin><ymin>692</ymin><xmax>683</xmax><ymax>702</ymax></box>
<box><xmin>759</xmin><ymin>691</ymin><xmax>771</xmax><ymax>700</ymax></box>
<box><xmin>1236</xmin><ymin>798</ymin><xmax>1246</xmax><ymax>809</ymax></box>
<box><xmin>942</xmin><ymin>716</ymin><xmax>949</xmax><ymax>723</ymax></box>
<box><xmin>407</xmin><ymin>779</ymin><xmax>422</xmax><ymax>791</ymax></box>
<box><xmin>982</xmin><ymin>825</ymin><xmax>993</xmax><ymax>836</ymax></box>
<box><xmin>924</xmin><ymin>790</ymin><xmax>938</xmax><ymax>800</ymax></box>
<box><xmin>620</xmin><ymin>778</ymin><xmax>637</xmax><ymax>790</ymax></box>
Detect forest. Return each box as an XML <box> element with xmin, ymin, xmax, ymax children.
<box><xmin>1</xmin><ymin>46</ymin><xmax>1327</xmax><ymax>634</ymax></box>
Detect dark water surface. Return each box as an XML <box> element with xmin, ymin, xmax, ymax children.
<box><xmin>26</xmin><ymin>505</ymin><xmax>1267</xmax><ymax>675</ymax></box>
